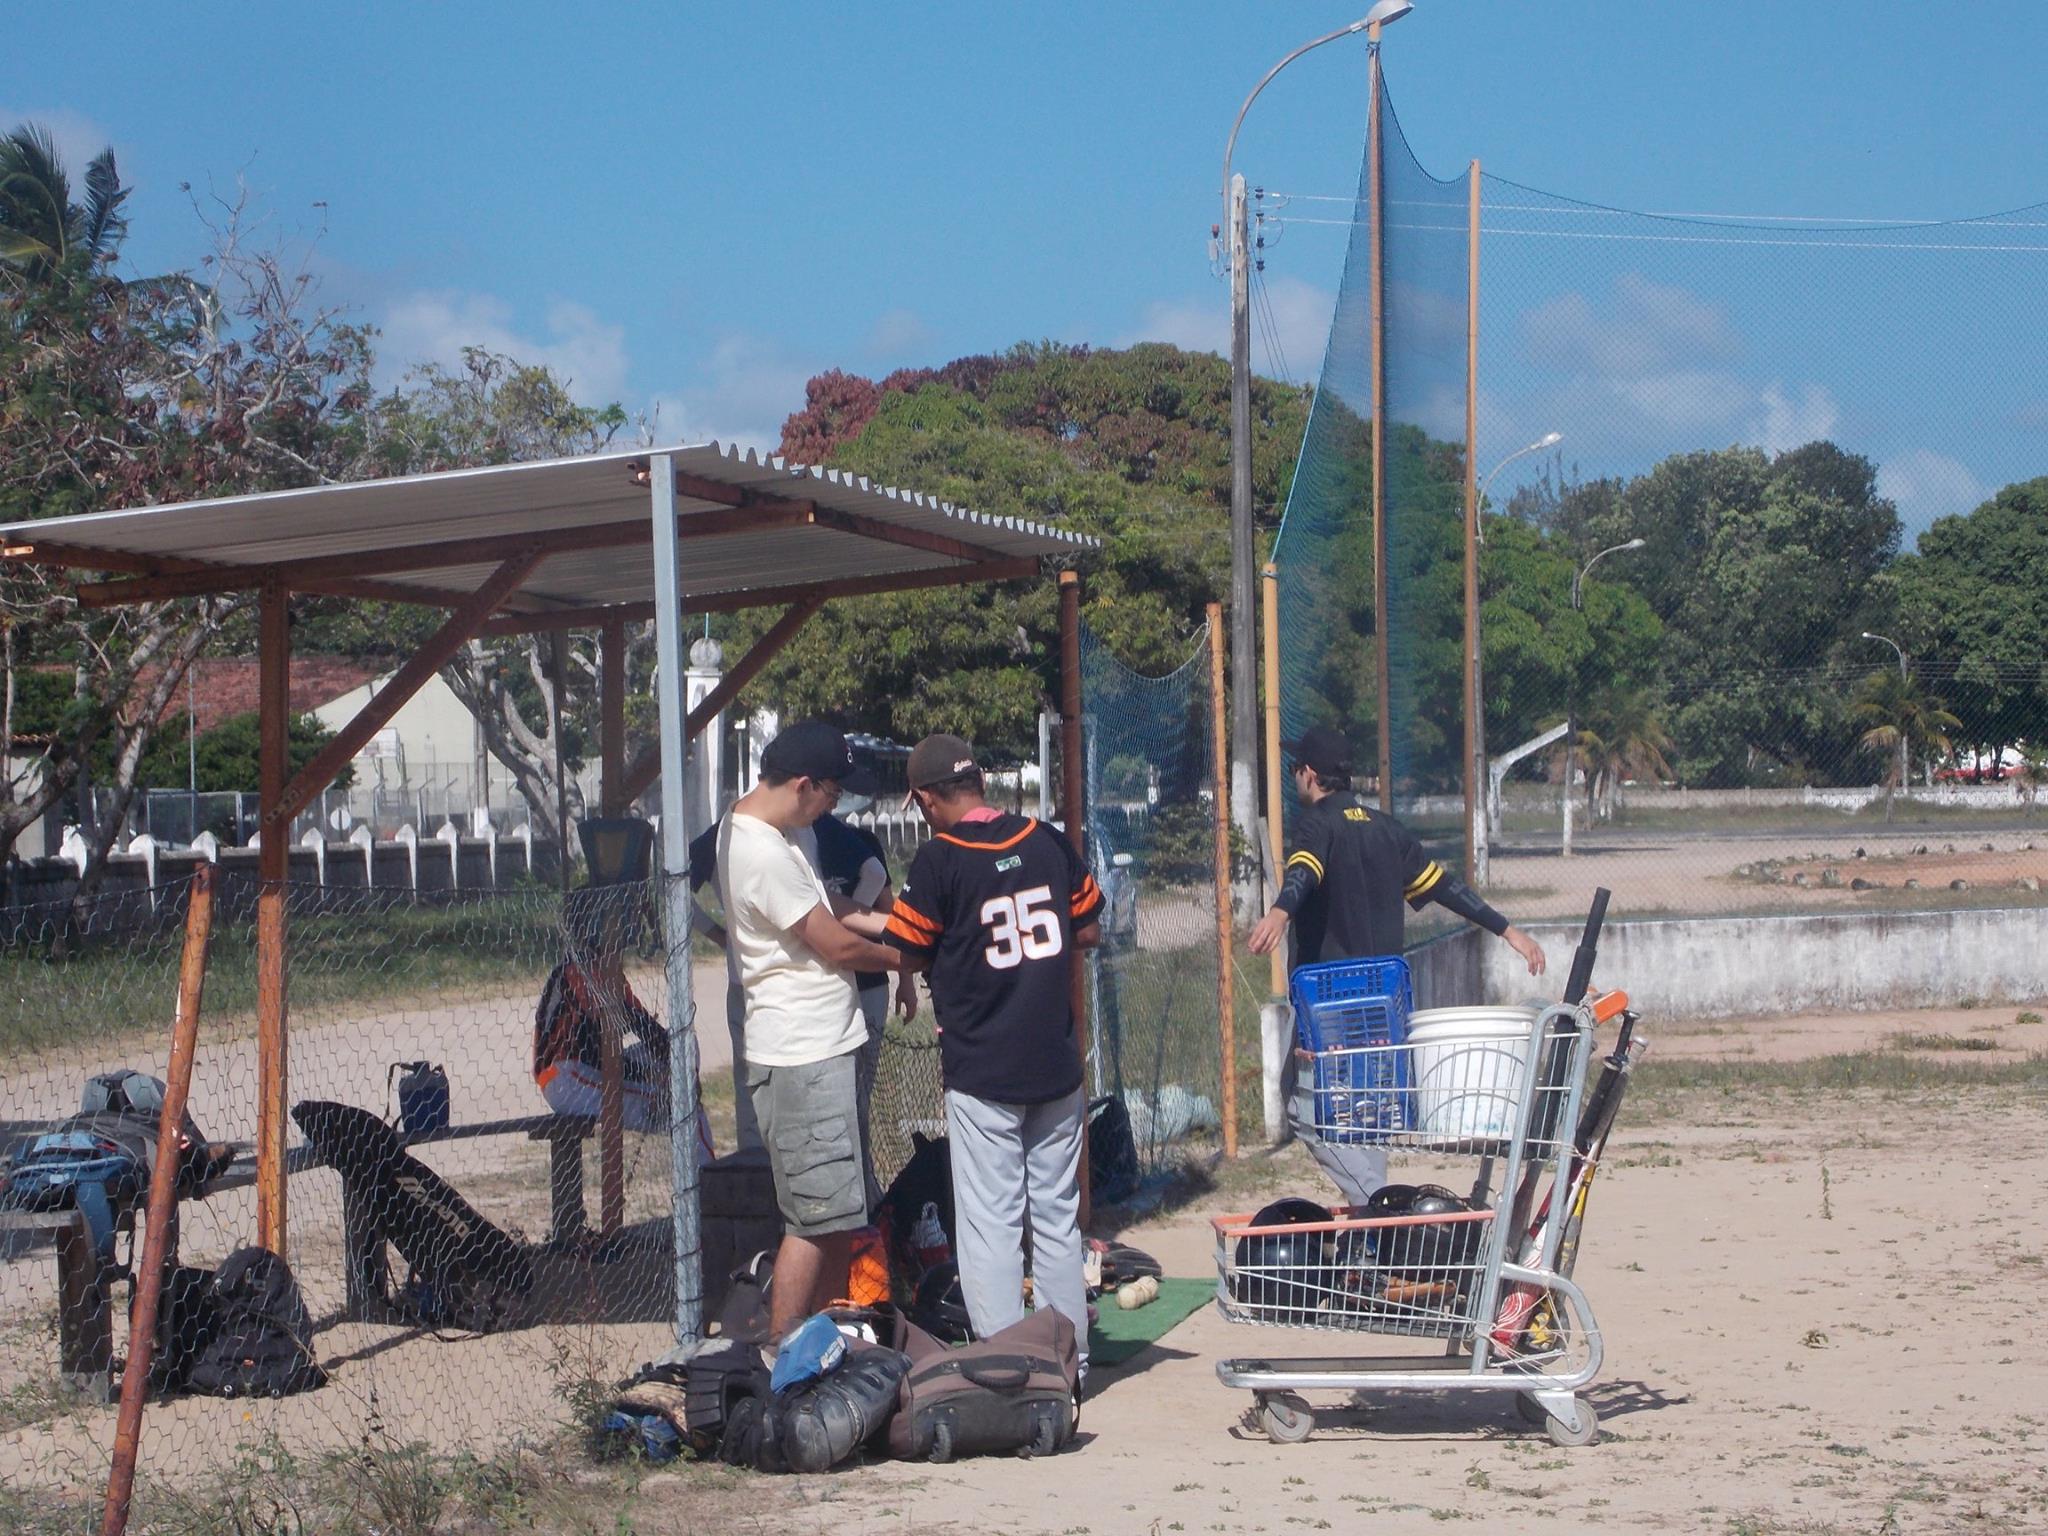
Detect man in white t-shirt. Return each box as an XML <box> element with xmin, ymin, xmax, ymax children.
<box><xmin>720</xmin><ymin>720</ymin><xmax>904</xmax><ymax>1343</ymax></box>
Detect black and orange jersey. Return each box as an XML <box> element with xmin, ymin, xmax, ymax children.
<box><xmin>886</xmin><ymin>812</ymin><xmax>1103</xmax><ymax>1104</ymax></box>
<box><xmin>1275</xmin><ymin>791</ymin><xmax>1506</xmax><ymax>964</ymax></box>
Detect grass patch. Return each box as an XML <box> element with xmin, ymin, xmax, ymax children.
<box><xmin>1888</xmin><ymin>1031</ymin><xmax>2000</xmax><ymax>1052</ymax></box>
<box><xmin>1630</xmin><ymin>1048</ymin><xmax>2048</xmax><ymax>1120</ymax></box>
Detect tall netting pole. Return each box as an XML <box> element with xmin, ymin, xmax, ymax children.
<box><xmin>1368</xmin><ymin>29</ymin><xmax>1393</xmax><ymax>807</ymax></box>
<box><xmin>1464</xmin><ymin>157</ymin><xmax>1483</xmax><ymax>884</ymax></box>
<box><xmin>649</xmin><ymin>452</ymin><xmax>704</xmax><ymax>1343</ymax></box>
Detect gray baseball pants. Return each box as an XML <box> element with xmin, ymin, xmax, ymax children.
<box><xmin>943</xmin><ymin>1085</ymin><xmax>1089</xmax><ymax>1378</ymax></box>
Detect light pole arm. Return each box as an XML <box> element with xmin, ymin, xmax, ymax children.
<box><xmin>1222</xmin><ymin>21</ymin><xmax>1374</xmax><ymax>231</ymax></box>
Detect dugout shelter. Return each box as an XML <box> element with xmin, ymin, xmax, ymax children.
<box><xmin>0</xmin><ymin>442</ymin><xmax>1095</xmax><ymax>1340</ymax></box>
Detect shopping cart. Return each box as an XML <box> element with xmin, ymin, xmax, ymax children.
<box><xmin>1214</xmin><ymin>890</ymin><xmax>1642</xmax><ymax>1448</ymax></box>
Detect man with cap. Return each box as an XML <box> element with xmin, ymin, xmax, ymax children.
<box><xmin>718</xmin><ymin>719</ymin><xmax>905</xmax><ymax>1344</ymax></box>
<box><xmin>1248</xmin><ymin>724</ymin><xmax>1547</xmax><ymax>1205</ymax></box>
<box><xmin>866</xmin><ymin>734</ymin><xmax>1103</xmax><ymax>1381</ymax></box>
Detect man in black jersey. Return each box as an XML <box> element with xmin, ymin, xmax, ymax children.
<box><xmin>1248</xmin><ymin>724</ymin><xmax>1546</xmax><ymax>1202</ymax></box>
<box><xmin>878</xmin><ymin>734</ymin><xmax>1103</xmax><ymax>1379</ymax></box>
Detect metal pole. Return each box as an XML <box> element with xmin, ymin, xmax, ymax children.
<box><xmin>187</xmin><ymin>666</ymin><xmax>198</xmax><ymax>847</ymax></box>
<box><xmin>1227</xmin><ymin>174</ymin><xmax>1259</xmax><ymax>908</ymax></box>
<box><xmin>1368</xmin><ymin>31</ymin><xmax>1393</xmax><ymax>809</ymax></box>
<box><xmin>1207</xmin><ymin>605</ymin><xmax>1237</xmax><ymax>1159</ymax></box>
<box><xmin>1463</xmin><ymin>157</ymin><xmax>1483</xmax><ymax>886</ymax></box>
<box><xmin>649</xmin><ymin>454</ymin><xmax>704</xmax><ymax>1344</ymax></box>
<box><xmin>1261</xmin><ymin>562</ymin><xmax>1286</xmax><ymax>1000</ymax></box>
<box><xmin>99</xmin><ymin>864</ymin><xmax>214</xmax><ymax>1536</ymax></box>
<box><xmin>1058</xmin><ymin>571</ymin><xmax>1092</xmax><ymax>1228</ymax></box>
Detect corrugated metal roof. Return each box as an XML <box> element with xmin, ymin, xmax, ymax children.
<box><xmin>1</xmin><ymin>442</ymin><xmax>1091</xmax><ymax>613</ymax></box>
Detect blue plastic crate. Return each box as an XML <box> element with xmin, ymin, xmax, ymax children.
<box><xmin>1290</xmin><ymin>956</ymin><xmax>1413</xmax><ymax>1142</ymax></box>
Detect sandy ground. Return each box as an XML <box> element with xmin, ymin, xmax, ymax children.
<box><xmin>7</xmin><ymin>1001</ymin><xmax>2047</xmax><ymax>1534</ymax></box>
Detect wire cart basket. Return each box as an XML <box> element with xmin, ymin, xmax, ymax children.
<box><xmin>1215</xmin><ymin>893</ymin><xmax>1638</xmax><ymax>1448</ymax></box>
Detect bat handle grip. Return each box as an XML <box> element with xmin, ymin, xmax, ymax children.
<box><xmin>1562</xmin><ymin>887</ymin><xmax>1611</xmax><ymax>1005</ymax></box>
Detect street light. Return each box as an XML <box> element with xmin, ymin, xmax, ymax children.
<box><xmin>1221</xmin><ymin>6</ymin><xmax>1404</xmax><ymax>904</ymax></box>
<box><xmin>1861</xmin><ymin>631</ymin><xmax>1911</xmax><ymax>794</ymax></box>
<box><xmin>1563</xmin><ymin>538</ymin><xmax>1645</xmax><ymax>857</ymax></box>
<box><xmin>1469</xmin><ymin>432</ymin><xmax>1562</xmax><ymax>881</ymax></box>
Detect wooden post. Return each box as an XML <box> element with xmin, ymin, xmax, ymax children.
<box><xmin>1262</xmin><ymin>562</ymin><xmax>1286</xmax><ymax>1000</ymax></box>
<box><xmin>1057</xmin><ymin>571</ymin><xmax>1092</xmax><ymax>1226</ymax></box>
<box><xmin>1463</xmin><ymin>158</ymin><xmax>1482</xmax><ymax>884</ymax></box>
<box><xmin>1368</xmin><ymin>34</ymin><xmax>1392</xmax><ymax>810</ymax></box>
<box><xmin>256</xmin><ymin>580</ymin><xmax>289</xmax><ymax>1256</ymax></box>
<box><xmin>1207</xmin><ymin>606</ymin><xmax>1237</xmax><ymax>1158</ymax></box>
<box><xmin>100</xmin><ymin>864</ymin><xmax>215</xmax><ymax>1536</ymax></box>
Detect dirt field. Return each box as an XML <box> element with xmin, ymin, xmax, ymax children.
<box><xmin>6</xmin><ymin>1000</ymin><xmax>2045</xmax><ymax>1534</ymax></box>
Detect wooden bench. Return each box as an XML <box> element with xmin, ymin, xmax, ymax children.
<box><xmin>0</xmin><ymin>1200</ymin><xmax>167</xmax><ymax>1402</ymax></box>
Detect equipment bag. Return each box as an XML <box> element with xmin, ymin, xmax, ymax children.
<box><xmin>888</xmin><ymin>1308</ymin><xmax>1079</xmax><ymax>1463</ymax></box>
<box><xmin>144</xmin><ymin>1264</ymin><xmax>222</xmax><ymax>1396</ymax></box>
<box><xmin>1086</xmin><ymin>1095</ymin><xmax>1140</xmax><ymax>1204</ymax></box>
<box><xmin>185</xmin><ymin>1246</ymin><xmax>327</xmax><ymax>1398</ymax></box>
<box><xmin>778</xmin><ymin>1340</ymin><xmax>910</xmax><ymax>1473</ymax></box>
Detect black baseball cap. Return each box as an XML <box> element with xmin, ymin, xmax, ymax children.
<box><xmin>759</xmin><ymin>720</ymin><xmax>879</xmax><ymax>793</ymax></box>
<box><xmin>905</xmin><ymin>733</ymin><xmax>981</xmax><ymax>792</ymax></box>
<box><xmin>1282</xmin><ymin>724</ymin><xmax>1354</xmax><ymax>778</ymax></box>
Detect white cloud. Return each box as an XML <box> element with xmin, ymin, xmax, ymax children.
<box><xmin>645</xmin><ymin>334</ymin><xmax>820</xmax><ymax>457</ymax></box>
<box><xmin>1521</xmin><ymin>271</ymin><xmax>1743</xmax><ymax>378</ymax></box>
<box><xmin>1121</xmin><ymin>274</ymin><xmax>1333</xmax><ymax>384</ymax></box>
<box><xmin>376</xmin><ymin>291</ymin><xmax>629</xmax><ymax>405</ymax></box>
<box><xmin>1878</xmin><ymin>449</ymin><xmax>1987</xmax><ymax>543</ymax></box>
<box><xmin>1749</xmin><ymin>382</ymin><xmax>1840</xmax><ymax>455</ymax></box>
<box><xmin>0</xmin><ymin>106</ymin><xmax>121</xmax><ymax>183</ymax></box>
<box><xmin>866</xmin><ymin>307</ymin><xmax>936</xmax><ymax>360</ymax></box>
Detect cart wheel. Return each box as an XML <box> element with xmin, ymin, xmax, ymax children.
<box><xmin>1258</xmin><ymin>1392</ymin><xmax>1315</xmax><ymax>1445</ymax></box>
<box><xmin>1543</xmin><ymin>1398</ymin><xmax>1599</xmax><ymax>1448</ymax></box>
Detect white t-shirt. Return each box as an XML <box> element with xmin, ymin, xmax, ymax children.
<box><xmin>720</xmin><ymin>811</ymin><xmax>865</xmax><ymax>1067</ymax></box>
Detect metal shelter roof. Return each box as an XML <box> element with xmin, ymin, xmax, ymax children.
<box><xmin>1</xmin><ymin>442</ymin><xmax>1091</xmax><ymax>621</ymax></box>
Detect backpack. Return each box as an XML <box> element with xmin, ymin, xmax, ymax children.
<box><xmin>185</xmin><ymin>1246</ymin><xmax>327</xmax><ymax>1398</ymax></box>
<box><xmin>1086</xmin><ymin>1095</ymin><xmax>1140</xmax><ymax>1204</ymax></box>
<box><xmin>144</xmin><ymin>1264</ymin><xmax>223</xmax><ymax>1396</ymax></box>
<box><xmin>887</xmin><ymin>1307</ymin><xmax>1079</xmax><ymax>1462</ymax></box>
<box><xmin>876</xmin><ymin>1132</ymin><xmax>955</xmax><ymax>1285</ymax></box>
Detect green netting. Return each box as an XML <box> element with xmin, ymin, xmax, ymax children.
<box><xmin>1273</xmin><ymin>66</ymin><xmax>1471</xmax><ymax>831</ymax></box>
<box><xmin>1079</xmin><ymin>620</ymin><xmax>1224</xmax><ymax>1183</ymax></box>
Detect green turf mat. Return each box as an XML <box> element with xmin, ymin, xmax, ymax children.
<box><xmin>1089</xmin><ymin>1277</ymin><xmax>1213</xmax><ymax>1369</ymax></box>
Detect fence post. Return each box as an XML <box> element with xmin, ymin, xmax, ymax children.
<box><xmin>350</xmin><ymin>824</ymin><xmax>373</xmax><ymax>886</ymax></box>
<box><xmin>99</xmin><ymin>864</ymin><xmax>215</xmax><ymax>1536</ymax></box>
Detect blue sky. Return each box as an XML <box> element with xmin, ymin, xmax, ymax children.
<box><xmin>8</xmin><ymin>1</ymin><xmax>2045</xmax><ymax>533</ymax></box>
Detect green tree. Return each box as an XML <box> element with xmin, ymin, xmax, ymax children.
<box><xmin>1849</xmin><ymin>669</ymin><xmax>1960</xmax><ymax>819</ymax></box>
<box><xmin>0</xmin><ymin>124</ymin><xmax>128</xmax><ymax>281</ymax></box>
<box><xmin>1573</xmin><ymin>685</ymin><xmax>1676</xmax><ymax>822</ymax></box>
<box><xmin>135</xmin><ymin>711</ymin><xmax>347</xmax><ymax>794</ymax></box>
<box><xmin>1887</xmin><ymin>475</ymin><xmax>2048</xmax><ymax>770</ymax></box>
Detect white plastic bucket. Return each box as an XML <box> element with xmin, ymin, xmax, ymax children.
<box><xmin>1404</xmin><ymin>1007</ymin><xmax>1539</xmax><ymax>1146</ymax></box>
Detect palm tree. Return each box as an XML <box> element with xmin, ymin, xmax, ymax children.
<box><xmin>1849</xmin><ymin>669</ymin><xmax>1960</xmax><ymax>821</ymax></box>
<box><xmin>1573</xmin><ymin>685</ymin><xmax>1674</xmax><ymax>822</ymax></box>
<box><xmin>0</xmin><ymin>123</ymin><xmax>130</xmax><ymax>284</ymax></box>
<box><xmin>2013</xmin><ymin>740</ymin><xmax>2048</xmax><ymax>818</ymax></box>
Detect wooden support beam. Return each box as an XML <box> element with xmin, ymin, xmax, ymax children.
<box><xmin>473</xmin><ymin>555</ymin><xmax>1043</xmax><ymax>638</ymax></box>
<box><xmin>8</xmin><ymin>538</ymin><xmax>489</xmax><ymax>611</ymax></box>
<box><xmin>73</xmin><ymin>506</ymin><xmax>810</xmax><ymax>608</ymax></box>
<box><xmin>1058</xmin><ymin>570</ymin><xmax>1091</xmax><ymax>1229</ymax></box>
<box><xmin>265</xmin><ymin>549</ymin><xmax>545</xmax><ymax>828</ymax></box>
<box><xmin>617</xmin><ymin>595</ymin><xmax>825</xmax><ymax>805</ymax></box>
<box><xmin>810</xmin><ymin>505</ymin><xmax>1003</xmax><ymax>565</ymax></box>
<box><xmin>256</xmin><ymin>581</ymin><xmax>290</xmax><ymax>1258</ymax></box>
<box><xmin>600</xmin><ymin>613</ymin><xmax>628</xmax><ymax>816</ymax></box>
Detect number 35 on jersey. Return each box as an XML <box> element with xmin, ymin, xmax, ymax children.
<box><xmin>978</xmin><ymin>885</ymin><xmax>1063</xmax><ymax>969</ymax></box>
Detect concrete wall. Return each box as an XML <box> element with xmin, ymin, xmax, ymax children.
<box><xmin>1472</xmin><ymin>906</ymin><xmax>2048</xmax><ymax>1020</ymax></box>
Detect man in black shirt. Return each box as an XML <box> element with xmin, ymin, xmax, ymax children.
<box><xmin>877</xmin><ymin>734</ymin><xmax>1103</xmax><ymax>1379</ymax></box>
<box><xmin>1248</xmin><ymin>724</ymin><xmax>1546</xmax><ymax>1202</ymax></box>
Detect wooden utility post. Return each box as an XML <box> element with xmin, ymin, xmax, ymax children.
<box><xmin>1463</xmin><ymin>159</ymin><xmax>1483</xmax><ymax>884</ymax></box>
<box><xmin>1368</xmin><ymin>29</ymin><xmax>1392</xmax><ymax>809</ymax></box>
<box><xmin>1057</xmin><ymin>571</ymin><xmax>1092</xmax><ymax>1225</ymax></box>
<box><xmin>595</xmin><ymin>617</ymin><xmax>627</xmax><ymax>1236</ymax></box>
<box><xmin>1207</xmin><ymin>606</ymin><xmax>1237</xmax><ymax>1158</ymax></box>
<box><xmin>255</xmin><ymin>580</ymin><xmax>289</xmax><ymax>1256</ymax></box>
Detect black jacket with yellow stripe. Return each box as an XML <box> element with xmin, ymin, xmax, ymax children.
<box><xmin>1275</xmin><ymin>790</ymin><xmax>1507</xmax><ymax>965</ymax></box>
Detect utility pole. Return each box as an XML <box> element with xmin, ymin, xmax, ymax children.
<box><xmin>1227</xmin><ymin>173</ymin><xmax>1258</xmax><ymax>912</ymax></box>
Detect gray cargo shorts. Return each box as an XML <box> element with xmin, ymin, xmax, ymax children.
<box><xmin>746</xmin><ymin>1048</ymin><xmax>866</xmax><ymax>1238</ymax></box>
